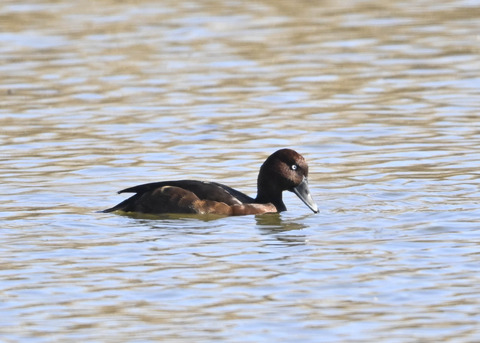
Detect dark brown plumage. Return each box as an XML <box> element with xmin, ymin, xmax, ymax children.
<box><xmin>102</xmin><ymin>149</ymin><xmax>318</xmax><ymax>216</ymax></box>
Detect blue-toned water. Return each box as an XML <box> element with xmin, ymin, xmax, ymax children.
<box><xmin>1</xmin><ymin>0</ymin><xmax>480</xmax><ymax>342</ymax></box>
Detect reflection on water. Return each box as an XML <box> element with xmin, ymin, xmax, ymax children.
<box><xmin>256</xmin><ymin>212</ymin><xmax>307</xmax><ymax>231</ymax></box>
<box><xmin>1</xmin><ymin>0</ymin><xmax>480</xmax><ymax>341</ymax></box>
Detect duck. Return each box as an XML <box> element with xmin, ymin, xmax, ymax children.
<box><xmin>102</xmin><ymin>148</ymin><xmax>318</xmax><ymax>216</ymax></box>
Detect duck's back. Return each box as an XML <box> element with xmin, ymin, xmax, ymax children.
<box><xmin>102</xmin><ymin>180</ymin><xmax>255</xmax><ymax>214</ymax></box>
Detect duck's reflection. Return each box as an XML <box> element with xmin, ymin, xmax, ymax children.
<box><xmin>255</xmin><ymin>213</ymin><xmax>309</xmax><ymax>245</ymax></box>
<box><xmin>111</xmin><ymin>210</ymin><xmax>310</xmax><ymax>245</ymax></box>
<box><xmin>113</xmin><ymin>211</ymin><xmax>227</xmax><ymax>222</ymax></box>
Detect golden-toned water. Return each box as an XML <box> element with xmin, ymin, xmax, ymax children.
<box><xmin>1</xmin><ymin>0</ymin><xmax>480</xmax><ymax>341</ymax></box>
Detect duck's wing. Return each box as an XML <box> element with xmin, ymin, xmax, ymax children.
<box><xmin>102</xmin><ymin>180</ymin><xmax>254</xmax><ymax>213</ymax></box>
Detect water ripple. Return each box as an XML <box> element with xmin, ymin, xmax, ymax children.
<box><xmin>1</xmin><ymin>0</ymin><xmax>480</xmax><ymax>342</ymax></box>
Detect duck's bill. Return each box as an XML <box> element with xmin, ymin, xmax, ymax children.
<box><xmin>291</xmin><ymin>177</ymin><xmax>319</xmax><ymax>213</ymax></box>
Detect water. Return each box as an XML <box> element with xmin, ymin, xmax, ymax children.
<box><xmin>1</xmin><ymin>0</ymin><xmax>480</xmax><ymax>342</ymax></box>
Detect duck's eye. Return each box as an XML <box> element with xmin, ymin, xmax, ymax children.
<box><xmin>291</xmin><ymin>164</ymin><xmax>298</xmax><ymax>171</ymax></box>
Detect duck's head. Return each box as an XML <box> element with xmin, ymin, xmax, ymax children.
<box><xmin>257</xmin><ymin>149</ymin><xmax>318</xmax><ymax>213</ymax></box>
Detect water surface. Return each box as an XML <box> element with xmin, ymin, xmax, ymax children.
<box><xmin>1</xmin><ymin>0</ymin><xmax>480</xmax><ymax>342</ymax></box>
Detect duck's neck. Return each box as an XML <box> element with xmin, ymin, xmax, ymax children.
<box><xmin>255</xmin><ymin>184</ymin><xmax>287</xmax><ymax>212</ymax></box>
